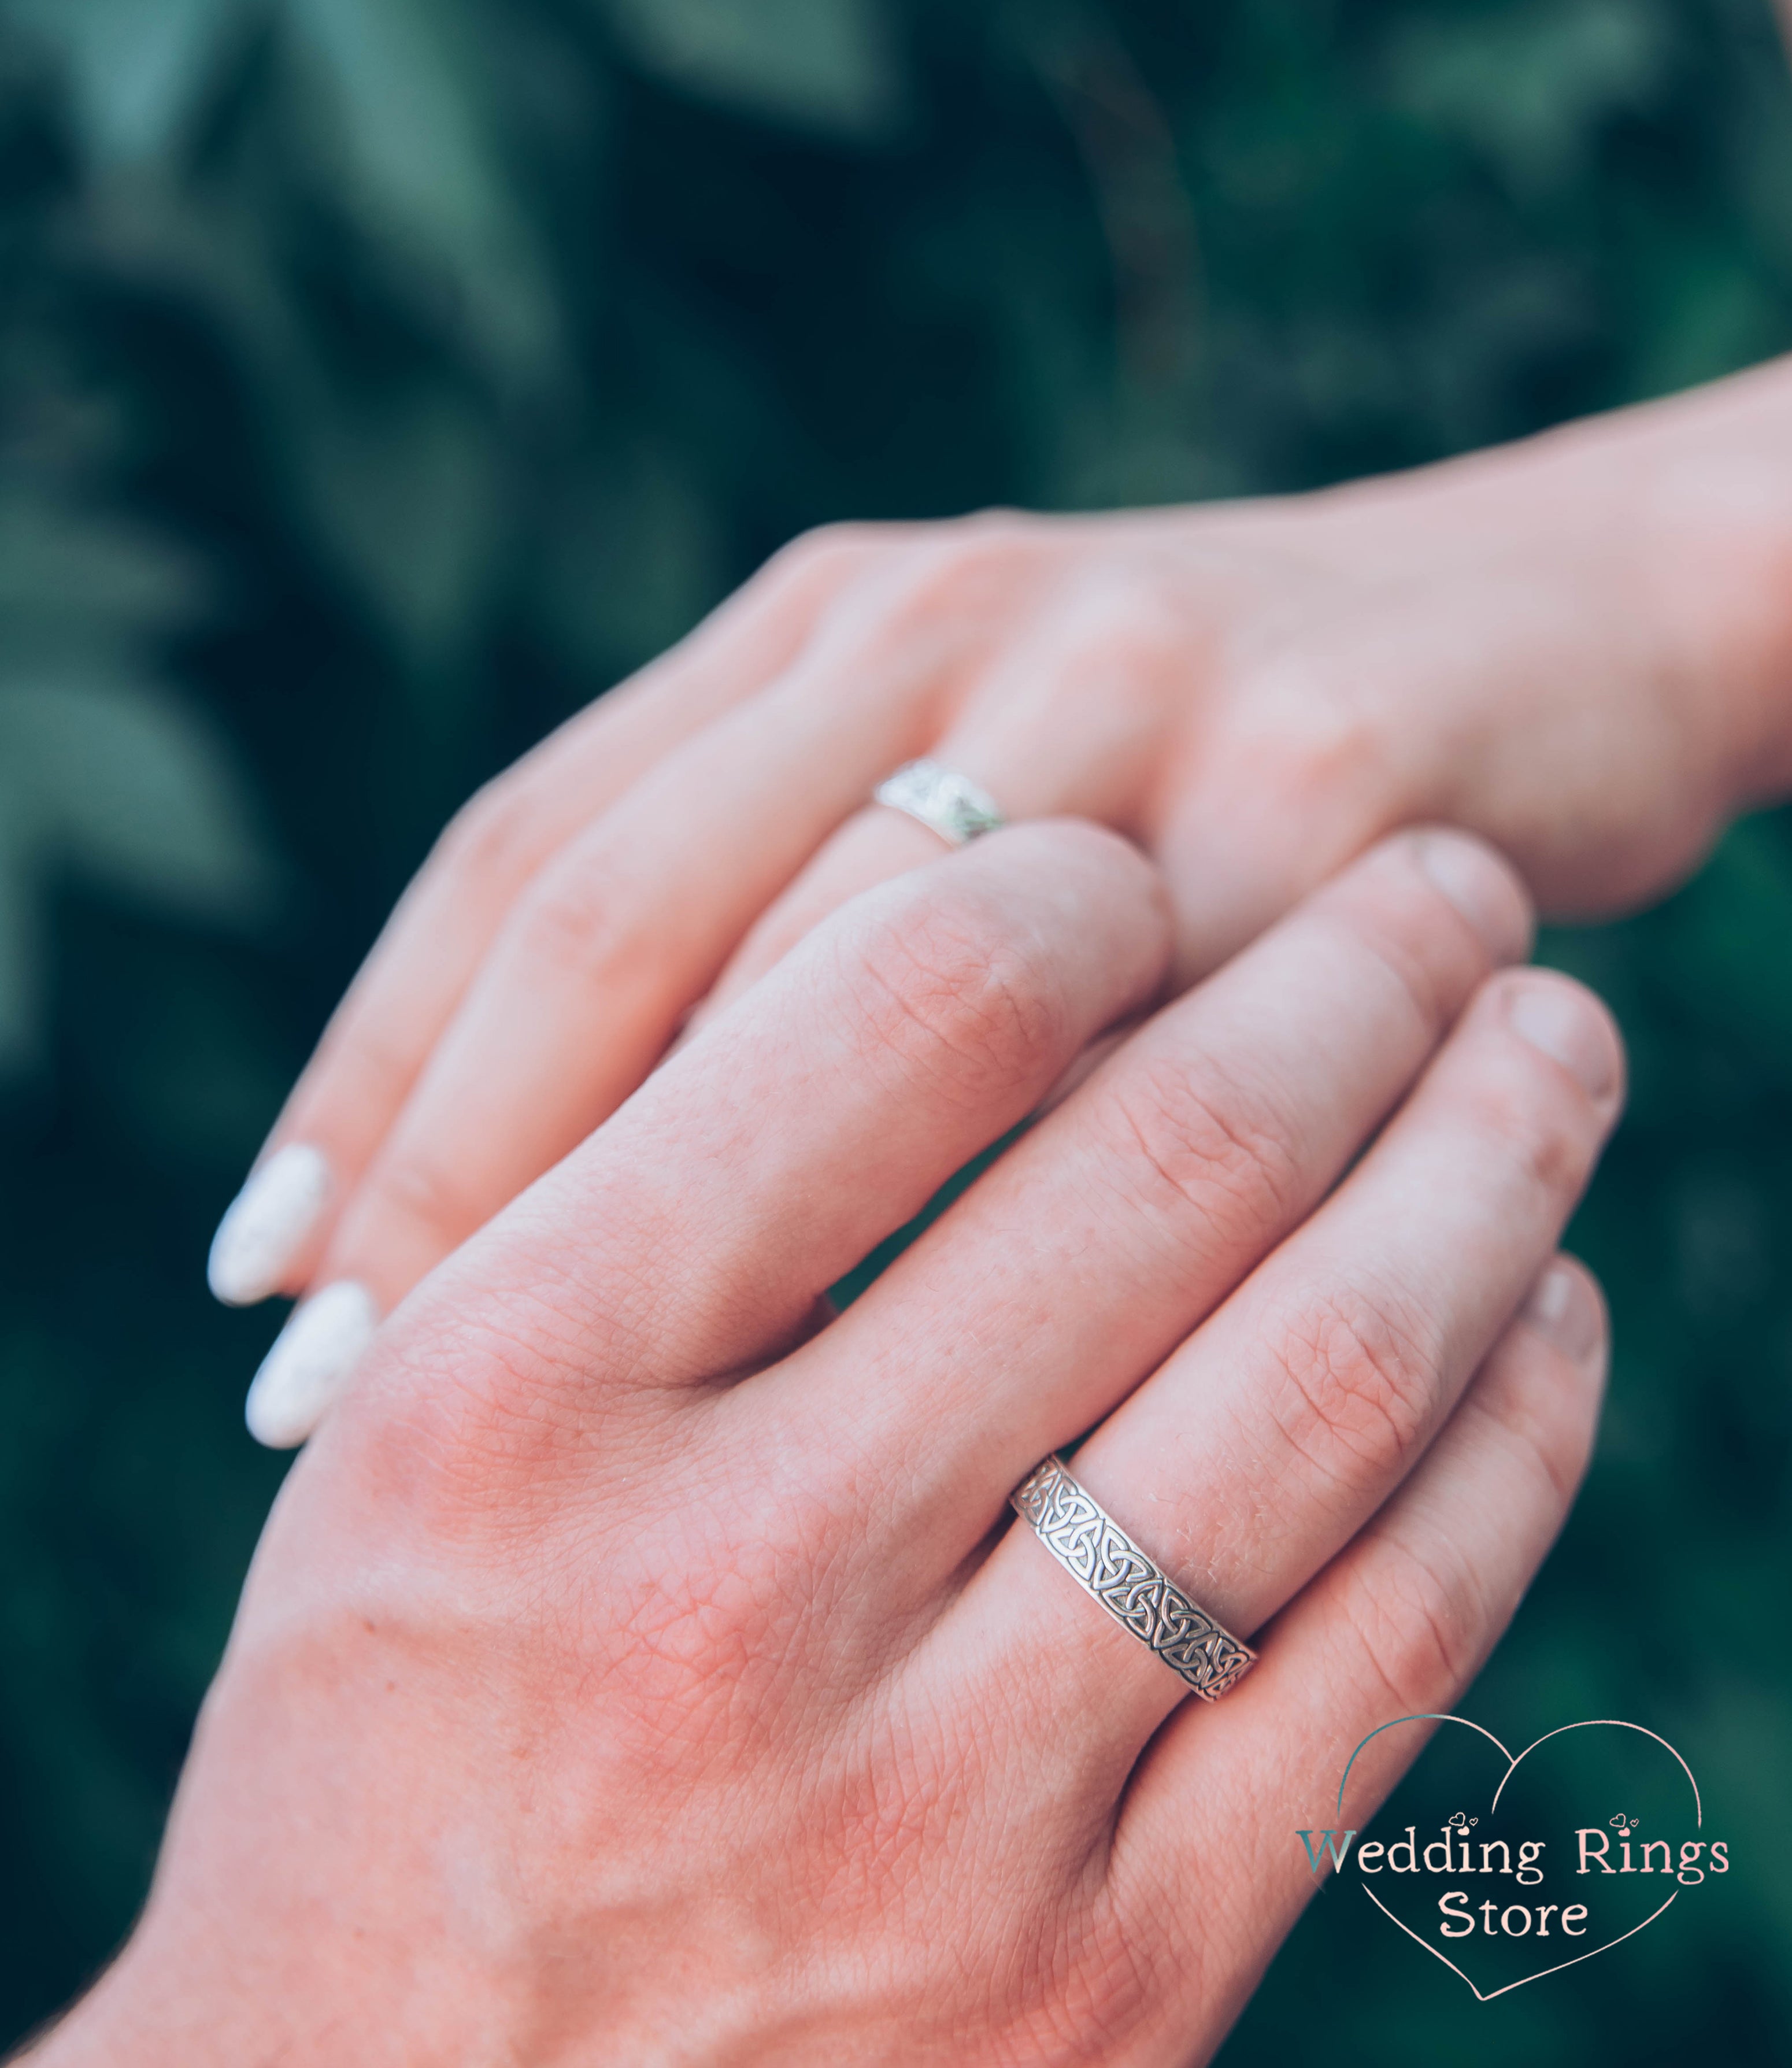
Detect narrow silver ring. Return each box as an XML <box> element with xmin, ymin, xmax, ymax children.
<box><xmin>1010</xmin><ymin>1455</ymin><xmax>1257</xmax><ymax>1702</ymax></box>
<box><xmin>873</xmin><ymin>759</ymin><xmax>1006</xmax><ymax>848</ymax></box>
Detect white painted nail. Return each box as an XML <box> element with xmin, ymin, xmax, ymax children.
<box><xmin>208</xmin><ymin>1145</ymin><xmax>333</xmax><ymax>1306</ymax></box>
<box><xmin>244</xmin><ymin>1281</ymin><xmax>378</xmax><ymax>1449</ymax></box>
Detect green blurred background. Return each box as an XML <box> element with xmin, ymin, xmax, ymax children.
<box><xmin>1</xmin><ymin>0</ymin><xmax>1790</xmax><ymax>2059</ymax></box>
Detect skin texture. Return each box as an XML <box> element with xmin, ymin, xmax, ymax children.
<box><xmin>220</xmin><ymin>354</ymin><xmax>1792</xmax><ymax>1414</ymax></box>
<box><xmin>36</xmin><ymin>827</ymin><xmax>1623</xmax><ymax>2066</ymax></box>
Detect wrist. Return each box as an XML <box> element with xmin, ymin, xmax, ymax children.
<box><xmin>1336</xmin><ymin>356</ymin><xmax>1792</xmax><ymax>822</ymax></box>
<box><xmin>1479</xmin><ymin>357</ymin><xmax>1792</xmax><ymax>811</ymax></box>
<box><xmin>1629</xmin><ymin>364</ymin><xmax>1792</xmax><ymax>807</ymax></box>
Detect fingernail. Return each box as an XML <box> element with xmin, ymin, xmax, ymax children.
<box><xmin>1521</xmin><ymin>1259</ymin><xmax>1604</xmax><ymax>1362</ymax></box>
<box><xmin>1505</xmin><ymin>977</ymin><xmax>1619</xmax><ymax>1099</ymax></box>
<box><xmin>244</xmin><ymin>1281</ymin><xmax>377</xmax><ymax>1449</ymax></box>
<box><xmin>1415</xmin><ymin>831</ymin><xmax>1530</xmax><ymax>963</ymax></box>
<box><xmin>209</xmin><ymin>1145</ymin><xmax>333</xmax><ymax>1307</ymax></box>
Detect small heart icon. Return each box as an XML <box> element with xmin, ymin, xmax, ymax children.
<box><xmin>1312</xmin><ymin>1716</ymin><xmax>1715</xmax><ymax>2000</ymax></box>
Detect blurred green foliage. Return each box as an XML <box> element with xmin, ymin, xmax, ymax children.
<box><xmin>1</xmin><ymin>0</ymin><xmax>1791</xmax><ymax>2058</ymax></box>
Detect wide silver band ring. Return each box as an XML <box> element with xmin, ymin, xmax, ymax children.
<box><xmin>873</xmin><ymin>759</ymin><xmax>1005</xmax><ymax>848</ymax></box>
<box><xmin>1011</xmin><ymin>1455</ymin><xmax>1257</xmax><ymax>1702</ymax></box>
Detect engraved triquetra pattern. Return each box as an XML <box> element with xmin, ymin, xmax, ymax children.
<box><xmin>1011</xmin><ymin>1456</ymin><xmax>1257</xmax><ymax>1701</ymax></box>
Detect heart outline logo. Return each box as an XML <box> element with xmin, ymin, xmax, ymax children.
<box><xmin>1332</xmin><ymin>1714</ymin><xmax>1703</xmax><ymax>2002</ymax></box>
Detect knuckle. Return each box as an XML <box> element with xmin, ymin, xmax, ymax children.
<box><xmin>909</xmin><ymin>519</ymin><xmax>1036</xmax><ymax>596</ymax></box>
<box><xmin>1267</xmin><ymin>1275</ymin><xmax>1441</xmax><ymax>1486</ymax></box>
<box><xmin>1060</xmin><ymin>563</ymin><xmax>1188</xmax><ymax>663</ymax></box>
<box><xmin>306</xmin><ymin>1004</ymin><xmax>424</xmax><ymax>1126</ymax></box>
<box><xmin>434</xmin><ymin>773</ymin><xmax>554</xmax><ymax>889</ymax></box>
<box><xmin>361</xmin><ymin>1144</ymin><xmax>486</xmax><ymax>1256</ymax></box>
<box><xmin>1479</xmin><ymin>1386</ymin><xmax>1587</xmax><ymax>1514</ymax></box>
<box><xmin>358</xmin><ymin>1300</ymin><xmax>571</xmax><ymax>1511</ymax></box>
<box><xmin>510</xmin><ymin>848</ymin><xmax>660</xmax><ymax>993</ymax></box>
<box><xmin>764</xmin><ymin>519</ymin><xmax>891</xmax><ymax>592</ymax></box>
<box><xmin>1342</xmin><ymin>1531</ymin><xmax>1488</xmax><ymax>1714</ymax></box>
<box><xmin>945</xmin><ymin>505</ymin><xmax>1043</xmax><ymax>556</ymax></box>
<box><xmin>1476</xmin><ymin>1322</ymin><xmax>1605</xmax><ymax>1510</ymax></box>
<box><xmin>1339</xmin><ymin>899</ymin><xmax>1463</xmax><ymax>1044</ymax></box>
<box><xmin>841</xmin><ymin>892</ymin><xmax>1071</xmax><ymax>1108</ymax></box>
<box><xmin>1460</xmin><ymin>1064</ymin><xmax>1589</xmax><ymax>1204</ymax></box>
<box><xmin>954</xmin><ymin>503</ymin><xmax>1034</xmax><ymax>536</ymax></box>
<box><xmin>1105</xmin><ymin>1053</ymin><xmax>1306</xmax><ymax>1240</ymax></box>
<box><xmin>1220</xmin><ymin>655</ymin><xmax>1390</xmax><ymax>796</ymax></box>
<box><xmin>373</xmin><ymin>1262</ymin><xmax>668</xmax><ymax>1485</ymax></box>
<box><xmin>1295</xmin><ymin>857</ymin><xmax>1483</xmax><ymax>1050</ymax></box>
<box><xmin>851</xmin><ymin>515</ymin><xmax>1047</xmax><ymax>648</ymax></box>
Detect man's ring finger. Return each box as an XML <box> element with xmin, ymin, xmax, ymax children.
<box><xmin>1011</xmin><ymin>1455</ymin><xmax>1257</xmax><ymax>1701</ymax></box>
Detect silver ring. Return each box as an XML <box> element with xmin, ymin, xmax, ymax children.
<box><xmin>873</xmin><ymin>759</ymin><xmax>1006</xmax><ymax>848</ymax></box>
<box><xmin>1011</xmin><ymin>1455</ymin><xmax>1257</xmax><ymax>1702</ymax></box>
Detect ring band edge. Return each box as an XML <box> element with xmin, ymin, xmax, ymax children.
<box><xmin>873</xmin><ymin>759</ymin><xmax>1006</xmax><ymax>848</ymax></box>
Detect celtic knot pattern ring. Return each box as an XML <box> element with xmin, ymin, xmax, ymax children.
<box><xmin>1010</xmin><ymin>1455</ymin><xmax>1258</xmax><ymax>1701</ymax></box>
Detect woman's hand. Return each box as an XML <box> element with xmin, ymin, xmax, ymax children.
<box><xmin>209</xmin><ymin>351</ymin><xmax>1765</xmax><ymax>1444</ymax></box>
<box><xmin>49</xmin><ymin>824</ymin><xmax>1621</xmax><ymax>2065</ymax></box>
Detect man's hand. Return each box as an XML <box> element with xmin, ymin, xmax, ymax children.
<box><xmin>39</xmin><ymin>824</ymin><xmax>1621</xmax><ymax>2065</ymax></box>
